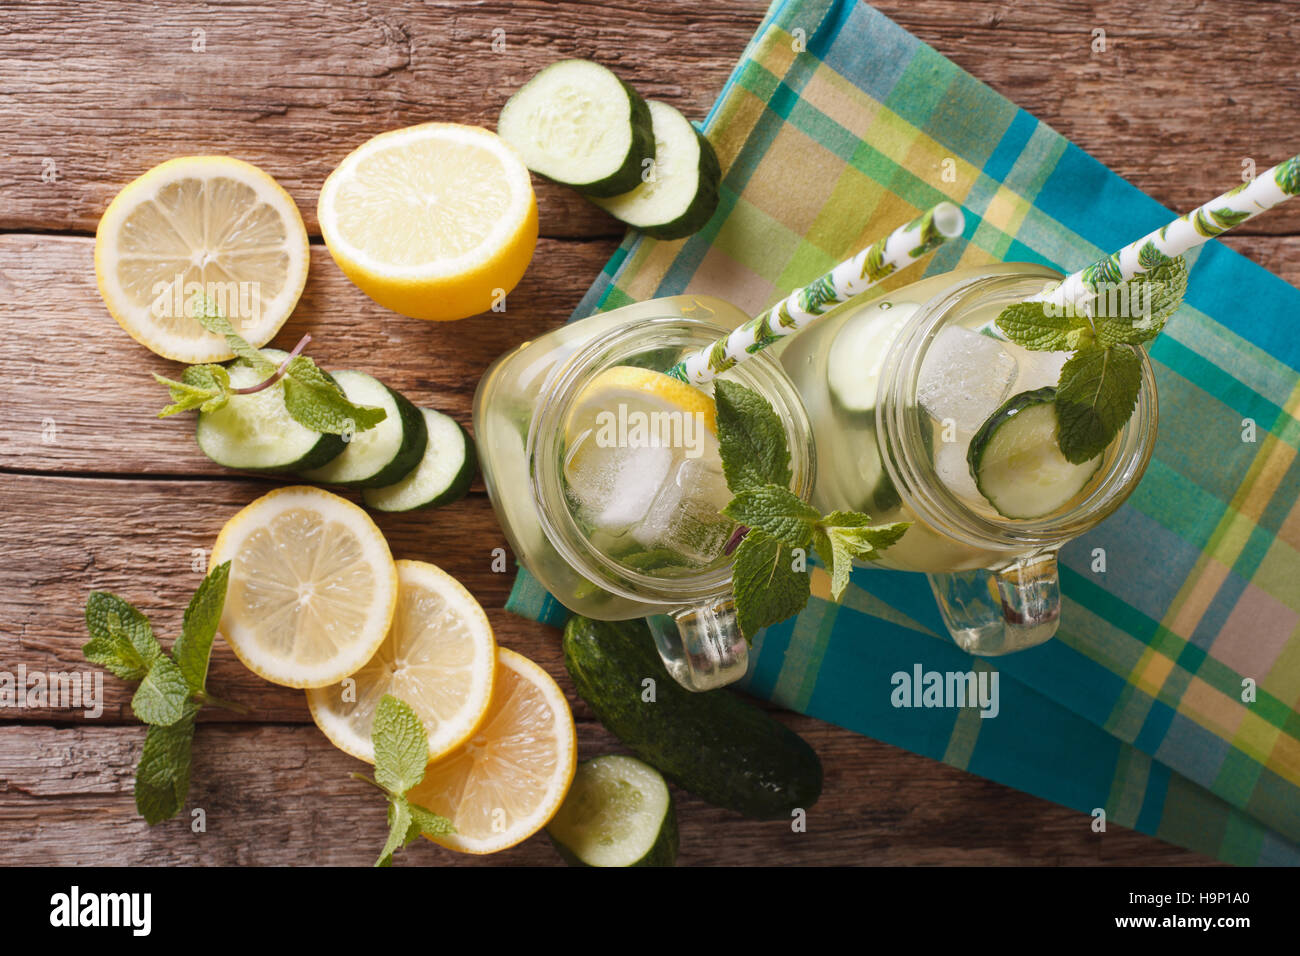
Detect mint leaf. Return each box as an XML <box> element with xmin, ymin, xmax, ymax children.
<box><xmin>131</xmin><ymin>656</ymin><xmax>192</xmax><ymax>727</ymax></box>
<box><xmin>1094</xmin><ymin>255</ymin><xmax>1187</xmax><ymax>346</ymax></box>
<box><xmin>996</xmin><ymin>301</ymin><xmax>1092</xmax><ymax>352</ymax></box>
<box><xmin>722</xmin><ymin>485</ymin><xmax>820</xmax><ymax>547</ymax></box>
<box><xmin>1054</xmin><ymin>345</ymin><xmax>1141</xmax><ymax>464</ymax></box>
<box><xmin>409</xmin><ymin>802</ymin><xmax>455</xmax><ymax>839</ymax></box>
<box><xmin>190</xmin><ymin>294</ymin><xmax>275</xmax><ymax>374</ymax></box>
<box><xmin>281</xmin><ymin>357</ymin><xmax>387</xmax><ymax>435</ymax></box>
<box><xmin>713</xmin><ymin>379</ymin><xmax>791</xmax><ymax>493</ymax></box>
<box><xmin>732</xmin><ymin>530</ymin><xmax>810</xmax><ymax>641</ymax></box>
<box><xmin>812</xmin><ymin>513</ymin><xmax>909</xmax><ymax>600</ymax></box>
<box><xmin>134</xmin><ymin>703</ymin><xmax>197</xmax><ymax>825</ymax></box>
<box><xmin>84</xmin><ymin>592</ymin><xmax>162</xmax><ymax>679</ymax></box>
<box><xmin>373</xmin><ymin>695</ymin><xmax>429</xmax><ymax>795</ymax></box>
<box><xmin>173</xmin><ymin>561</ymin><xmax>230</xmax><ymax>693</ymax></box>
<box><xmin>377</xmin><ymin>797</ymin><xmax>413</xmax><ymax>867</ymax></box>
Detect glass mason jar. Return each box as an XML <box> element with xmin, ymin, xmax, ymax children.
<box><xmin>474</xmin><ymin>296</ymin><xmax>815</xmax><ymax>689</ymax></box>
<box><xmin>778</xmin><ymin>263</ymin><xmax>1158</xmax><ymax>655</ymax></box>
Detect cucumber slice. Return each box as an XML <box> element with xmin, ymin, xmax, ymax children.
<box><xmin>498</xmin><ymin>59</ymin><xmax>655</xmax><ymax>197</ymax></box>
<box><xmin>591</xmin><ymin>100</ymin><xmax>721</xmax><ymax>240</ymax></box>
<box><xmin>546</xmin><ymin>755</ymin><xmax>678</xmax><ymax>867</ymax></box>
<box><xmin>828</xmin><ymin>301</ymin><xmax>917</xmax><ymax>413</ymax></box>
<box><xmin>362</xmin><ymin>409</ymin><xmax>476</xmax><ymax>512</ymax></box>
<box><xmin>299</xmin><ymin>370</ymin><xmax>427</xmax><ymax>488</ymax></box>
<box><xmin>195</xmin><ymin>349</ymin><xmax>345</xmax><ymax>473</ymax></box>
<box><xmin>967</xmin><ymin>387</ymin><xmax>1103</xmax><ymax>519</ymax></box>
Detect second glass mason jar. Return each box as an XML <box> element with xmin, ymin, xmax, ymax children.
<box><xmin>777</xmin><ymin>263</ymin><xmax>1159</xmax><ymax>655</ymax></box>
<box><xmin>474</xmin><ymin>296</ymin><xmax>815</xmax><ymax>690</ymax></box>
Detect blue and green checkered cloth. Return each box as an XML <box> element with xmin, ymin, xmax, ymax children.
<box><xmin>508</xmin><ymin>0</ymin><xmax>1300</xmax><ymax>864</ymax></box>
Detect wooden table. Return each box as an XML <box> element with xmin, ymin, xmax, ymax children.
<box><xmin>2</xmin><ymin>0</ymin><xmax>1294</xmax><ymax>866</ymax></box>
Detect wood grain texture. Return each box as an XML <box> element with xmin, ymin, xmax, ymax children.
<box><xmin>0</xmin><ymin>722</ymin><xmax>1212</xmax><ymax>866</ymax></box>
<box><xmin>0</xmin><ymin>1</ymin><xmax>1296</xmax><ymax>238</ymax></box>
<box><xmin>0</xmin><ymin>235</ymin><xmax>616</xmax><ymax>474</ymax></box>
<box><xmin>2</xmin><ymin>233</ymin><xmax>1297</xmax><ymax>475</ymax></box>
<box><xmin>8</xmin><ymin>0</ymin><xmax>1294</xmax><ymax>867</ymax></box>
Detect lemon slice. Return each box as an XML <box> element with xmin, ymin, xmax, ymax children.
<box><xmin>407</xmin><ymin>648</ymin><xmax>577</xmax><ymax>854</ymax></box>
<box><xmin>210</xmin><ymin>486</ymin><xmax>397</xmax><ymax>689</ymax></box>
<box><xmin>567</xmin><ymin>365</ymin><xmax>718</xmax><ymax>439</ymax></box>
<box><xmin>95</xmin><ymin>156</ymin><xmax>309</xmax><ymax>363</ymax></box>
<box><xmin>318</xmin><ymin>122</ymin><xmax>537</xmax><ymax>321</ymax></box>
<box><xmin>307</xmin><ymin>560</ymin><xmax>496</xmax><ymax>763</ymax></box>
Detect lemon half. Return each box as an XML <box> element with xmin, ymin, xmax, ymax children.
<box><xmin>317</xmin><ymin>123</ymin><xmax>537</xmax><ymax>321</ymax></box>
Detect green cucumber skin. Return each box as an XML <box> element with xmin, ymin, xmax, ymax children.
<box><xmin>547</xmin><ymin>775</ymin><xmax>680</xmax><ymax>867</ymax></box>
<box><xmin>196</xmin><ymin>359</ymin><xmax>346</xmax><ymax>474</ymax></box>
<box><xmin>425</xmin><ymin>424</ymin><xmax>476</xmax><ymax>507</ymax></box>
<box><xmin>575</xmin><ymin>77</ymin><xmax>656</xmax><ymax>198</ymax></box>
<box><xmin>307</xmin><ymin>383</ymin><xmax>428</xmax><ymax>489</ymax></box>
<box><xmin>630</xmin><ymin>126</ymin><xmax>721</xmax><ymax>240</ymax></box>
<box><xmin>562</xmin><ymin>617</ymin><xmax>823</xmax><ymax>820</ymax></box>
<box><xmin>549</xmin><ymin>810</ymin><xmax>678</xmax><ymax>868</ymax></box>
<box><xmin>356</xmin><ymin>386</ymin><xmax>427</xmax><ymax>488</ymax></box>
<box><xmin>966</xmin><ymin>385</ymin><xmax>1057</xmax><ymax>493</ymax></box>
<box><xmin>196</xmin><ymin>420</ymin><xmax>345</xmax><ymax>475</ymax></box>
<box><xmin>501</xmin><ymin>61</ymin><xmax>656</xmax><ymax>198</ymax></box>
<box><xmin>363</xmin><ymin>422</ymin><xmax>477</xmax><ymax>512</ymax></box>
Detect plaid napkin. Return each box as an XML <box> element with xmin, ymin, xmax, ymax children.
<box><xmin>508</xmin><ymin>0</ymin><xmax>1300</xmax><ymax>864</ymax></box>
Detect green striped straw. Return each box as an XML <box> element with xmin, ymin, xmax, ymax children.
<box><xmin>1030</xmin><ymin>153</ymin><xmax>1300</xmax><ymax>316</ymax></box>
<box><xmin>666</xmin><ymin>202</ymin><xmax>966</xmax><ymax>386</ymax></box>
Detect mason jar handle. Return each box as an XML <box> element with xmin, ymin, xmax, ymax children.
<box><xmin>926</xmin><ymin>550</ymin><xmax>1061</xmax><ymax>656</ymax></box>
<box><xmin>645</xmin><ymin>599</ymin><xmax>748</xmax><ymax>692</ymax></box>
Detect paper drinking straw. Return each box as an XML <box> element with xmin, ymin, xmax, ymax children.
<box><xmin>1032</xmin><ymin>153</ymin><xmax>1300</xmax><ymax>316</ymax></box>
<box><xmin>666</xmin><ymin>201</ymin><xmax>966</xmax><ymax>385</ymax></box>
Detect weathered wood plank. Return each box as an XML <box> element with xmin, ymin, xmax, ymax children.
<box><xmin>0</xmin><ymin>1</ymin><xmax>1296</xmax><ymax>238</ymax></box>
<box><xmin>0</xmin><ymin>235</ymin><xmax>616</xmax><ymax>474</ymax></box>
<box><xmin>2</xmin><ymin>234</ymin><xmax>1297</xmax><ymax>476</ymax></box>
<box><xmin>0</xmin><ymin>473</ymin><xmax>537</xmax><ymax>722</ymax></box>
<box><xmin>0</xmin><ymin>722</ymin><xmax>1210</xmax><ymax>865</ymax></box>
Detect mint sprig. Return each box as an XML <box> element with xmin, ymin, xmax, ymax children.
<box><xmin>995</xmin><ymin>255</ymin><xmax>1186</xmax><ymax>463</ymax></box>
<box><xmin>152</xmin><ymin>295</ymin><xmax>387</xmax><ymax>435</ymax></box>
<box><xmin>82</xmin><ymin>561</ymin><xmax>248</xmax><ymax>824</ymax></box>
<box><xmin>351</xmin><ymin>695</ymin><xmax>455</xmax><ymax>867</ymax></box>
<box><xmin>714</xmin><ymin>381</ymin><xmax>908</xmax><ymax>640</ymax></box>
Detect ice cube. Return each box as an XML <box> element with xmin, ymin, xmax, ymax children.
<box><xmin>1015</xmin><ymin>348</ymin><xmax>1072</xmax><ymax>390</ymax></box>
<box><xmin>565</xmin><ymin>433</ymin><xmax>674</xmax><ymax>534</ymax></box>
<box><xmin>631</xmin><ymin>453</ymin><xmax>733</xmax><ymax>565</ymax></box>
<box><xmin>917</xmin><ymin>326</ymin><xmax>1017</xmax><ymax>432</ymax></box>
<box><xmin>933</xmin><ymin>431</ymin><xmax>982</xmax><ymax>502</ymax></box>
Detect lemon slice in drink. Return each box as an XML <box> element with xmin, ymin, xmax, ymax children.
<box><xmin>407</xmin><ymin>648</ymin><xmax>577</xmax><ymax>854</ymax></box>
<box><xmin>563</xmin><ymin>365</ymin><xmax>719</xmax><ymax>478</ymax></box>
<box><xmin>566</xmin><ymin>366</ymin><xmax>718</xmax><ymax>439</ymax></box>
<box><xmin>211</xmin><ymin>486</ymin><xmax>397</xmax><ymax>689</ymax></box>
<box><xmin>95</xmin><ymin>156</ymin><xmax>309</xmax><ymax>362</ymax></box>
<box><xmin>317</xmin><ymin>122</ymin><xmax>537</xmax><ymax>321</ymax></box>
<box><xmin>307</xmin><ymin>560</ymin><xmax>496</xmax><ymax>763</ymax></box>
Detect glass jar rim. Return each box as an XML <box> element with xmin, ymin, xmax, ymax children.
<box><xmin>876</xmin><ymin>266</ymin><xmax>1159</xmax><ymax>551</ymax></box>
<box><xmin>528</xmin><ymin>315</ymin><xmax>816</xmax><ymax>606</ymax></box>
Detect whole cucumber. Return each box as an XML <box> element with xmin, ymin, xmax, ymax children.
<box><xmin>562</xmin><ymin>615</ymin><xmax>822</xmax><ymax>819</ymax></box>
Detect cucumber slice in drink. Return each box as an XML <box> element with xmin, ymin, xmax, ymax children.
<box><xmin>195</xmin><ymin>349</ymin><xmax>346</xmax><ymax>473</ymax></box>
<box><xmin>967</xmin><ymin>387</ymin><xmax>1103</xmax><ymax>519</ymax></box>
<box><xmin>362</xmin><ymin>408</ymin><xmax>476</xmax><ymax>512</ymax></box>
<box><xmin>497</xmin><ymin>59</ymin><xmax>655</xmax><ymax>197</ymax></box>
<box><xmin>828</xmin><ymin>301</ymin><xmax>917</xmax><ymax>413</ymax></box>
<box><xmin>591</xmin><ymin>100</ymin><xmax>721</xmax><ymax>240</ymax></box>
<box><xmin>546</xmin><ymin>755</ymin><xmax>678</xmax><ymax>867</ymax></box>
<box><xmin>299</xmin><ymin>370</ymin><xmax>427</xmax><ymax>488</ymax></box>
